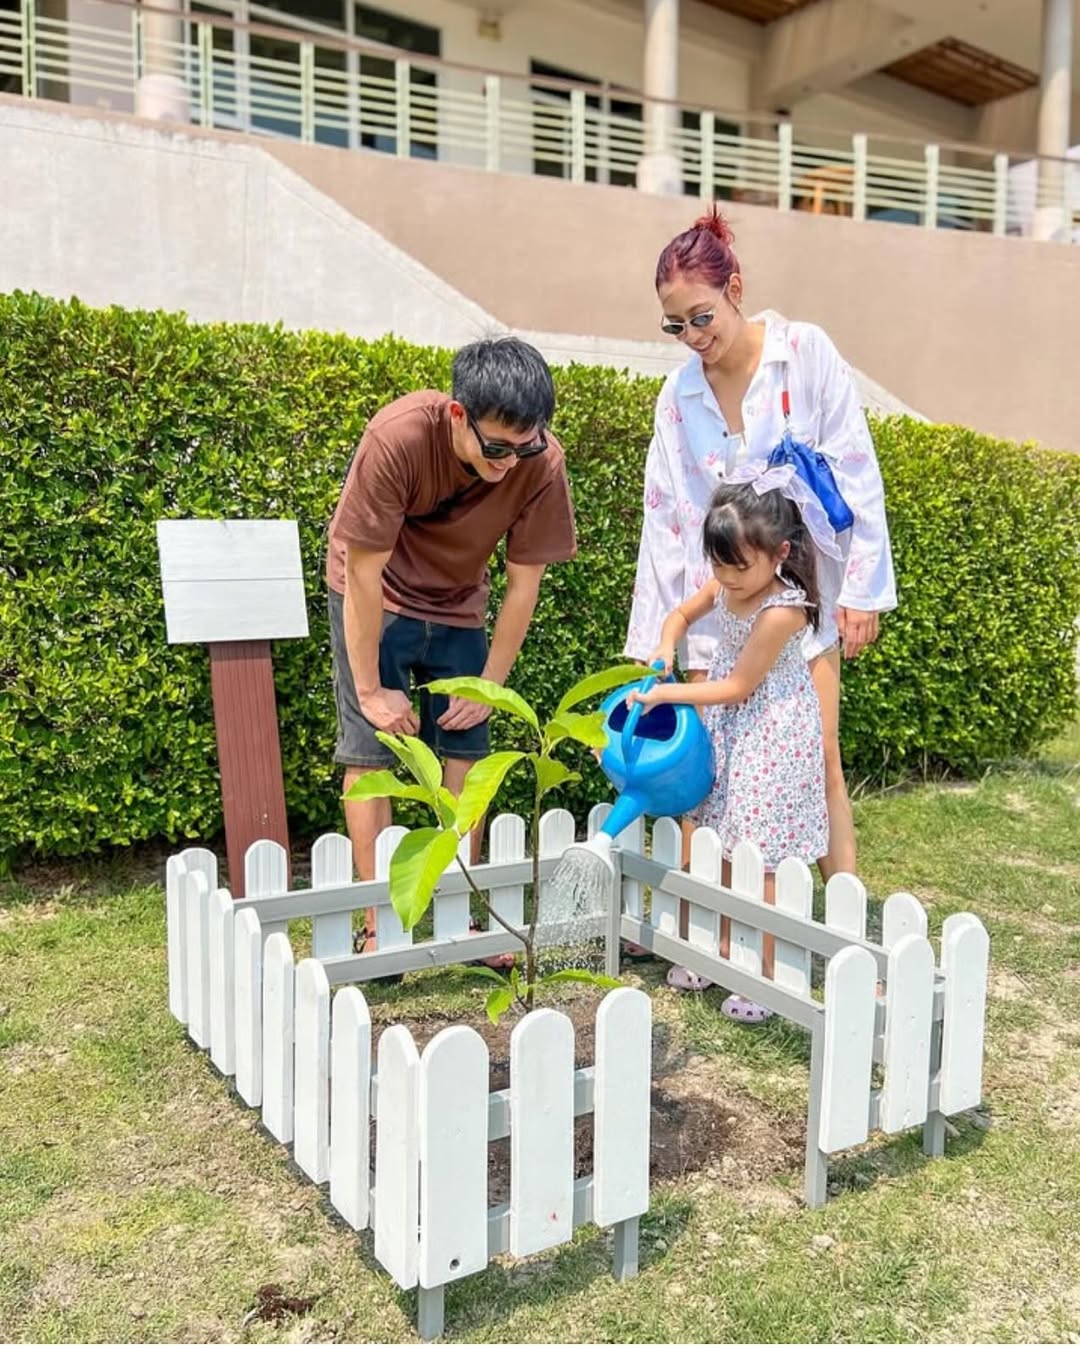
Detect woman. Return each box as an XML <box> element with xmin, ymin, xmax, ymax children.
<box><xmin>625</xmin><ymin>206</ymin><xmax>897</xmax><ymax>1008</ymax></box>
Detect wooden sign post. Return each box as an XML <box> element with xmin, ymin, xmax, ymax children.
<box><xmin>156</xmin><ymin>520</ymin><xmax>309</xmax><ymax>896</ymax></box>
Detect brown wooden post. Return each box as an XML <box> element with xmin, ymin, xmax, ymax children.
<box><xmin>209</xmin><ymin>640</ymin><xmax>291</xmax><ymax>898</ymax></box>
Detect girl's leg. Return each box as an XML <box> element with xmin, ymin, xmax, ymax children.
<box><xmin>809</xmin><ymin>646</ymin><xmax>856</xmax><ymax>879</ymax></box>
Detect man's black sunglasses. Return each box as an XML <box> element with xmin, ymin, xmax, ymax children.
<box><xmin>466</xmin><ymin>411</ymin><xmax>549</xmax><ymax>460</ymax></box>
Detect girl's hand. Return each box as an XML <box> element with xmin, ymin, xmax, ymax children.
<box><xmin>626</xmin><ymin>686</ymin><xmax>664</xmax><ymax>711</ymax></box>
<box><xmin>647</xmin><ymin>646</ymin><xmax>675</xmax><ymax>676</ymax></box>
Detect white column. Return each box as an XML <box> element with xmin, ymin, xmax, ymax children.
<box><xmin>135</xmin><ymin>0</ymin><xmax>191</xmax><ymax>124</ymax></box>
<box><xmin>1034</xmin><ymin>0</ymin><xmax>1073</xmax><ymax>241</ymax></box>
<box><xmin>636</xmin><ymin>0</ymin><xmax>681</xmax><ymax>195</ymax></box>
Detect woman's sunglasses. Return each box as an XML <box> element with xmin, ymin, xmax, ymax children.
<box><xmin>660</xmin><ymin>310</ymin><xmax>715</xmax><ymax>337</ymax></box>
<box><xmin>467</xmin><ymin>411</ymin><xmax>549</xmax><ymax>460</ymax></box>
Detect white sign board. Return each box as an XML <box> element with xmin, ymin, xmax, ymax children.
<box><xmin>156</xmin><ymin>519</ymin><xmax>309</xmax><ymax>644</ymax></box>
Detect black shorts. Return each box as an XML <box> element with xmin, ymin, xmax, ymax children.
<box><xmin>328</xmin><ymin>588</ymin><xmax>490</xmax><ymax>768</ymax></box>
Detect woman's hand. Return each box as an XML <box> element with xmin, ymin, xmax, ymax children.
<box><xmin>836</xmin><ymin>607</ymin><xmax>880</xmax><ymax>660</ymax></box>
<box><xmin>647</xmin><ymin>645</ymin><xmax>676</xmax><ymax>676</ymax></box>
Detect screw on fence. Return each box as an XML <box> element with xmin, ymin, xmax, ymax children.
<box><xmin>156</xmin><ymin>519</ymin><xmax>308</xmax><ymax>896</ymax></box>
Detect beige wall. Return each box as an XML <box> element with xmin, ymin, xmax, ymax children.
<box><xmin>271</xmin><ymin>139</ymin><xmax>1080</xmax><ymax>453</ymax></box>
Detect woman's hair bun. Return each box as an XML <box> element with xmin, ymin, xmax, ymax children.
<box><xmin>691</xmin><ymin>205</ymin><xmax>735</xmax><ymax>247</ymax></box>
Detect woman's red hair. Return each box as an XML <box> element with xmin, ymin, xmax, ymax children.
<box><xmin>655</xmin><ymin>205</ymin><xmax>740</xmax><ymax>291</ymax></box>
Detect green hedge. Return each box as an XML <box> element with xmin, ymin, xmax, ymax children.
<box><xmin>2</xmin><ymin>293</ymin><xmax>1078</xmax><ymax>863</ymax></box>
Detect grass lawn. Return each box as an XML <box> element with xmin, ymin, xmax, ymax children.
<box><xmin>2</xmin><ymin>725</ymin><xmax>1079</xmax><ymax>1344</ymax></box>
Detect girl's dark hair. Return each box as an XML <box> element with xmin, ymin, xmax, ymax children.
<box><xmin>655</xmin><ymin>205</ymin><xmax>740</xmax><ymax>292</ymax></box>
<box><xmin>702</xmin><ymin>481</ymin><xmax>821</xmax><ymax>629</ymax></box>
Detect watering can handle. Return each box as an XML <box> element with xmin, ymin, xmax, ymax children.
<box><xmin>620</xmin><ymin>660</ymin><xmax>666</xmax><ymax>767</ymax></box>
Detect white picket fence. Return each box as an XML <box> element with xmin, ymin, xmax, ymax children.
<box><xmin>165</xmin><ymin>802</ymin><xmax>990</xmax><ymax>1234</ymax></box>
<box><xmin>165</xmin><ymin>811</ymin><xmax>650</xmax><ymax>1339</ymax></box>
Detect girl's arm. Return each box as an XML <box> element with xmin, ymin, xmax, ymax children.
<box><xmin>632</xmin><ymin>605</ymin><xmax>805</xmax><ymax>708</ymax></box>
<box><xmin>650</xmin><ymin>580</ymin><xmax>720</xmax><ymax>672</ymax></box>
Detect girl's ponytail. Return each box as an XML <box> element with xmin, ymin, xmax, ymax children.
<box><xmin>778</xmin><ymin>523</ymin><xmax>821</xmax><ymax>631</ymax></box>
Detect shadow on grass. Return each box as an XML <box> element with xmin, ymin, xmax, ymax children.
<box><xmin>827</xmin><ymin>1111</ymin><xmax>991</xmax><ymax>1197</ymax></box>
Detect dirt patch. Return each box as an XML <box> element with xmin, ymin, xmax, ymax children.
<box><xmin>369</xmin><ymin>989</ymin><xmax>802</xmax><ymax>1204</ymax></box>
<box><xmin>994</xmin><ymin>855</ymin><xmax>1080</xmax><ymax>882</ymax></box>
<box><xmin>243</xmin><ymin>1283</ymin><xmax>317</xmax><ymax>1327</ymax></box>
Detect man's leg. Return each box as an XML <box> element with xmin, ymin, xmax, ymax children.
<box><xmin>443</xmin><ymin>757</ymin><xmax>483</xmax><ymax>865</ymax></box>
<box><xmin>809</xmin><ymin>646</ymin><xmax>856</xmax><ymax>879</ymax></box>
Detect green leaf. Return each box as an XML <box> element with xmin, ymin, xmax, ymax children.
<box><xmin>529</xmin><ymin>754</ymin><xmax>582</xmax><ymax>799</ymax></box>
<box><xmin>423</xmin><ymin>676</ymin><xmax>539</xmax><ymax>731</ymax></box>
<box><xmin>343</xmin><ymin>769</ymin><xmax>438</xmax><ymax>809</ymax></box>
<box><xmin>554</xmin><ymin>664</ymin><xmax>650</xmax><ymax>717</ymax></box>
<box><xmin>455</xmin><ymin>751</ymin><xmax>527</xmax><ymax>832</ymax></box>
<box><xmin>388</xmin><ymin>827</ymin><xmax>463</xmax><ymax>931</ymax></box>
<box><xmin>374</xmin><ymin>731</ymin><xmax>443</xmax><ymax>794</ymax></box>
<box><xmin>434</xmin><ymin>787</ymin><xmax>459</xmax><ymax>830</ymax></box>
<box><xmin>544</xmin><ymin>710</ymin><xmax>608</xmax><ymax>751</ymax></box>
<box><xmin>449</xmin><ymin>962</ymin><xmax>511</xmax><ymax>986</ymax></box>
<box><xmin>534</xmin><ymin>969</ymin><xmax>622</xmax><ymax>990</ymax></box>
<box><xmin>485</xmin><ymin>985</ymin><xmax>516</xmax><ymax>1025</ymax></box>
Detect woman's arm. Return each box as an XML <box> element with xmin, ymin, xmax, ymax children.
<box><xmin>631</xmin><ymin>605</ymin><xmax>805</xmax><ymax>708</ymax></box>
<box><xmin>625</xmin><ymin>386</ymin><xmax>685</xmax><ymax>662</ymax></box>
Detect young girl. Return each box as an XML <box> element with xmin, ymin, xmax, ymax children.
<box><xmin>629</xmin><ymin>469</ymin><xmax>829</xmax><ymax>1022</ymax></box>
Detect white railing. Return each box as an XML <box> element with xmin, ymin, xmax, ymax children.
<box><xmin>3</xmin><ymin>0</ymin><xmax>1076</xmax><ymax>241</ymax></box>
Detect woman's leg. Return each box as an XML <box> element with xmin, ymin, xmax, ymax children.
<box><xmin>810</xmin><ymin>646</ymin><xmax>856</xmax><ymax>879</ymax></box>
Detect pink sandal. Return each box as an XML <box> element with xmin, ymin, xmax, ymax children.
<box><xmin>721</xmin><ymin>995</ymin><xmax>774</xmax><ymax>1024</ymax></box>
<box><xmin>469</xmin><ymin>921</ymin><xmax>515</xmax><ymax>970</ymax></box>
<box><xmin>666</xmin><ymin>964</ymin><xmax>713</xmax><ymax>993</ymax></box>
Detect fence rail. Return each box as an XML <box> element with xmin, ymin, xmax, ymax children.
<box><xmin>3</xmin><ymin>0</ymin><xmax>1076</xmax><ymax>242</ymax></box>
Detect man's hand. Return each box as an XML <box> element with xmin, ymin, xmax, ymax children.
<box><xmin>836</xmin><ymin>607</ymin><xmax>880</xmax><ymax>660</ymax></box>
<box><xmin>358</xmin><ymin>686</ymin><xmax>420</xmax><ymax>735</ymax></box>
<box><xmin>436</xmin><ymin>696</ymin><xmax>492</xmax><ymax>733</ymax></box>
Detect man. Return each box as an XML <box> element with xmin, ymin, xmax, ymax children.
<box><xmin>326</xmin><ymin>337</ymin><xmax>577</xmax><ymax>950</ymax></box>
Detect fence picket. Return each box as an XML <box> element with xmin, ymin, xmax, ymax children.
<box><xmin>819</xmin><ymin>945</ymin><xmax>876</xmax><ymax>1152</ymax></box>
<box><xmin>879</xmin><ymin>933</ymin><xmax>934</xmax><ymax>1132</ymax></box>
<box><xmin>434</xmin><ymin>835</ymin><xmax>472</xmax><ymax>942</ymax></box>
<box><xmin>375</xmin><ymin>1026</ymin><xmax>421</xmax><ymax>1290</ymax></box>
<box><xmin>330</xmin><ymin>986</ymin><xmax>372</xmax><ymax>1230</ymax></box>
<box><xmin>419</xmin><ymin>1027</ymin><xmax>489</xmax><ymax>1288</ymax></box>
<box><xmin>311</xmin><ymin>832</ymin><xmax>353</xmax><ymax>959</ymax></box>
<box><xmin>825</xmin><ymin>873</ymin><xmax>867</xmax><ymax>940</ymax></box>
<box><xmin>774</xmin><ymin>857</ymin><xmax>812</xmax><ymax>995</ymax></box>
<box><xmin>246</xmin><ymin>839</ymin><xmax>289</xmax><ymax>941</ymax></box>
<box><xmin>687</xmin><ymin>827</ymin><xmax>723</xmax><ymax>958</ymax></box>
<box><xmin>488</xmin><ymin>813</ymin><xmax>526</xmax><ymax>930</ymax></box>
<box><xmin>262</xmin><ymin>932</ymin><xmax>296</xmax><ymax>1144</ymax></box>
<box><xmin>183</xmin><ymin>870</ymin><xmax>212</xmax><ymax>1049</ymax></box>
<box><xmin>208</xmin><ymin>887</ymin><xmax>236</xmax><ymax>1075</ymax></box>
<box><xmin>234</xmin><ymin>908</ymin><xmax>263</xmax><ymax>1107</ymax></box>
<box><xmin>294</xmin><ymin>958</ymin><xmax>331</xmax><ymax>1183</ymax></box>
<box><xmin>180</xmin><ymin>847</ymin><xmax>218</xmax><ymax>894</ymax></box>
<box><xmin>882</xmin><ymin>892</ymin><xmax>928</xmax><ymax>950</ymax></box>
<box><xmin>509</xmin><ymin>1008</ymin><xmax>574</xmax><ymax>1257</ymax></box>
<box><xmin>375</xmin><ymin>825</ymin><xmax>412</xmax><ymax>952</ymax></box>
<box><xmin>939</xmin><ymin>913</ymin><xmax>990</xmax><ymax>1115</ymax></box>
<box><xmin>538</xmin><ymin>808</ymin><xmax>578</xmax><ymax>930</ymax></box>
<box><xmin>649</xmin><ymin>816</ymin><xmax>681</xmax><ymax>936</ymax></box>
<box><xmin>728</xmin><ymin>838</ymin><xmax>765</xmax><ymax>977</ymax></box>
<box><xmin>594</xmin><ymin>988</ymin><xmax>651</xmax><ymax>1227</ymax></box>
<box><xmin>588</xmin><ymin>808</ymin><xmax>645</xmax><ymax>920</ymax></box>
<box><xmin>165</xmin><ymin>855</ymin><xmax>188</xmax><ymax>1023</ymax></box>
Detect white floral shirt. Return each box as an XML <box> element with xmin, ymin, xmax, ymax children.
<box><xmin>625</xmin><ymin>311</ymin><xmax>898</xmax><ymax>668</ymax></box>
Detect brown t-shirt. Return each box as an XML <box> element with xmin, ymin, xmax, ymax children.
<box><xmin>326</xmin><ymin>390</ymin><xmax>577</xmax><ymax>626</ymax></box>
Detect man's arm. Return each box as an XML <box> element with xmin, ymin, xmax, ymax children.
<box><xmin>344</xmin><ymin>545</ymin><xmax>419</xmax><ymax>735</ymax></box>
<box><xmin>437</xmin><ymin>561</ymin><xmax>545</xmax><ymax>731</ymax></box>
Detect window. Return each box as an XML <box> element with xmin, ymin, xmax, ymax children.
<box><xmin>355</xmin><ymin>3</ymin><xmax>440</xmax><ymax>159</ymax></box>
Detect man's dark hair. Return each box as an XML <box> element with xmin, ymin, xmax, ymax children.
<box><xmin>452</xmin><ymin>337</ymin><xmax>556</xmax><ymax>432</ymax></box>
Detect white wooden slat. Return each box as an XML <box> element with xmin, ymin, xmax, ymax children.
<box><xmin>509</xmin><ymin>1008</ymin><xmax>575</xmax><ymax>1257</ymax></box>
<box><xmin>819</xmin><ymin>945</ymin><xmax>877</xmax><ymax>1152</ymax></box>
<box><xmin>419</xmin><ymin>1027</ymin><xmax>490</xmax><ymax>1289</ymax></box>
<box><xmin>882</xmin><ymin>892</ymin><xmax>928</xmax><ymax>951</ymax></box>
<box><xmin>773</xmin><ymin>857</ymin><xmax>813</xmax><ymax>996</ymax></box>
<box><xmin>728</xmin><ymin>838</ymin><xmax>765</xmax><ymax>977</ymax></box>
<box><xmin>160</xmin><ymin>578</ymin><xmax>309</xmax><ymax>644</ymax></box>
<box><xmin>939</xmin><ymin>913</ymin><xmax>990</xmax><ymax>1116</ymax></box>
<box><xmin>590</xmin><ymin>807</ymin><xmax>646</xmax><ymax>920</ymax></box>
<box><xmin>538</xmin><ymin>807</ymin><xmax>578</xmax><ymax>926</ymax></box>
<box><xmin>179</xmin><ymin>847</ymin><xmax>219</xmax><ymax>893</ymax></box>
<box><xmin>156</xmin><ymin>518</ymin><xmax>305</xmax><ymax>582</ymax></box>
<box><xmin>165</xmin><ymin>855</ymin><xmax>188</xmax><ymax>1023</ymax></box>
<box><xmin>375</xmin><ymin>1026</ymin><xmax>421</xmax><ymax>1290</ymax></box>
<box><xmin>649</xmin><ymin>816</ymin><xmax>681</xmax><ymax>937</ymax></box>
<box><xmin>687</xmin><ymin>827</ymin><xmax>723</xmax><ymax>958</ymax></box>
<box><xmin>311</xmin><ymin>832</ymin><xmax>354</xmax><ymax>959</ymax></box>
<box><xmin>261</xmin><ymin>932</ymin><xmax>296</xmax><ymax>1144</ymax></box>
<box><xmin>208</xmin><ymin>887</ymin><xmax>236</xmax><ymax>1076</ymax></box>
<box><xmin>245</xmin><ymin>839</ymin><xmax>290</xmax><ymax>941</ymax></box>
<box><xmin>587</xmin><ymin>802</ymin><xmax>612</xmax><ymax>840</ymax></box>
<box><xmin>234</xmin><ymin>908</ymin><xmax>263</xmax><ymax>1107</ymax></box>
<box><xmin>183</xmin><ymin>870</ymin><xmax>212</xmax><ymax>1050</ymax></box>
<box><xmin>434</xmin><ymin>835</ymin><xmax>472</xmax><ymax>943</ymax></box>
<box><xmin>375</xmin><ymin>825</ymin><xmax>412</xmax><ymax>952</ymax></box>
<box><xmin>825</xmin><ymin>872</ymin><xmax>867</xmax><ymax>940</ymax></box>
<box><xmin>488</xmin><ymin>813</ymin><xmax>526</xmax><ymax>931</ymax></box>
<box><xmin>879</xmin><ymin>934</ymin><xmax>934</xmax><ymax>1133</ymax></box>
<box><xmin>329</xmin><ymin>986</ymin><xmax>372</xmax><ymax>1231</ymax></box>
<box><xmin>594</xmin><ymin>988</ymin><xmax>651</xmax><ymax>1226</ymax></box>
<box><xmin>293</xmin><ymin>958</ymin><xmax>331</xmax><ymax>1183</ymax></box>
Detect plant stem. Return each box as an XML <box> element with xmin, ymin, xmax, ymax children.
<box><xmin>524</xmin><ymin>779</ymin><xmax>542</xmax><ymax>1011</ymax></box>
<box><xmin>455</xmin><ymin>855</ymin><xmax>530</xmax><ymax>951</ymax></box>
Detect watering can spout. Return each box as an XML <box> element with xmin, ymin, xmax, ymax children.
<box><xmin>602</xmin><ymin>791</ymin><xmax>647</xmax><ymax>842</ymax></box>
<box><xmin>561</xmin><ymin>829</ymin><xmax>615</xmax><ymax>875</ymax></box>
